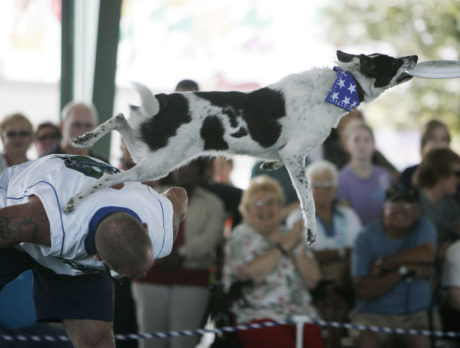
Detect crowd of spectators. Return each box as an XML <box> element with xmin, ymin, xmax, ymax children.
<box><xmin>1</xmin><ymin>88</ymin><xmax>460</xmax><ymax>348</ymax></box>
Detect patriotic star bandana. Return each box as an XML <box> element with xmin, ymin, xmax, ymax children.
<box><xmin>325</xmin><ymin>66</ymin><xmax>361</xmax><ymax>111</ymax></box>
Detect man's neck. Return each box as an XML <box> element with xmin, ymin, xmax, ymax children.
<box><xmin>383</xmin><ymin>223</ymin><xmax>411</xmax><ymax>239</ymax></box>
<box><xmin>316</xmin><ymin>204</ymin><xmax>333</xmax><ymax>225</ymax></box>
<box><xmin>5</xmin><ymin>154</ymin><xmax>28</xmax><ymax>166</ymax></box>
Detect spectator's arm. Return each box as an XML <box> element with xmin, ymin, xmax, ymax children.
<box><xmin>237</xmin><ymin>247</ymin><xmax>283</xmax><ymax>283</ymax></box>
<box><xmin>0</xmin><ymin>195</ymin><xmax>50</xmax><ymax>248</ymax></box>
<box><xmin>292</xmin><ymin>250</ymin><xmax>321</xmax><ymax>289</ymax></box>
<box><xmin>239</xmin><ymin>221</ymin><xmax>304</xmax><ymax>283</ymax></box>
<box><xmin>354</xmin><ymin>271</ymin><xmax>403</xmax><ymax>300</ymax></box>
<box><xmin>378</xmin><ymin>242</ymin><xmax>435</xmax><ymax>271</ymax></box>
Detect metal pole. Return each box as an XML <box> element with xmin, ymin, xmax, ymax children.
<box><xmin>292</xmin><ymin>315</ymin><xmax>311</xmax><ymax>348</ymax></box>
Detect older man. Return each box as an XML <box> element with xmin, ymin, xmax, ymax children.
<box><xmin>0</xmin><ymin>154</ymin><xmax>187</xmax><ymax>348</ymax></box>
<box><xmin>43</xmin><ymin>102</ymin><xmax>106</xmax><ymax>160</ymax></box>
<box><xmin>351</xmin><ymin>184</ymin><xmax>438</xmax><ymax>348</ymax></box>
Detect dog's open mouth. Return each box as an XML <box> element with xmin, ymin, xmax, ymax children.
<box><xmin>396</xmin><ymin>72</ymin><xmax>413</xmax><ymax>84</ymax></box>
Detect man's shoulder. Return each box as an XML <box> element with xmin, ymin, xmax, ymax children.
<box><xmin>356</xmin><ymin>221</ymin><xmax>381</xmax><ymax>239</ymax></box>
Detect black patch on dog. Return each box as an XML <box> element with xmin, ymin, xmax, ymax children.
<box><xmin>359</xmin><ymin>54</ymin><xmax>403</xmax><ymax>88</ymax></box>
<box><xmin>140</xmin><ymin>93</ymin><xmax>192</xmax><ymax>150</ymax></box>
<box><xmin>196</xmin><ymin>87</ymin><xmax>285</xmax><ymax>148</ymax></box>
<box><xmin>224</xmin><ymin>106</ymin><xmax>239</xmax><ymax>128</ymax></box>
<box><xmin>201</xmin><ymin>116</ymin><xmax>229</xmax><ymax>150</ymax></box>
<box><xmin>230</xmin><ymin>127</ymin><xmax>248</xmax><ymax>138</ymax></box>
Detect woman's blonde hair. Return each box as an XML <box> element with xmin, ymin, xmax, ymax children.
<box><xmin>0</xmin><ymin>113</ymin><xmax>33</xmax><ymax>134</ymax></box>
<box><xmin>239</xmin><ymin>175</ymin><xmax>285</xmax><ymax>221</ymax></box>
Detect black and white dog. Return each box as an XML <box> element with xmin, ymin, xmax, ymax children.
<box><xmin>65</xmin><ymin>50</ymin><xmax>417</xmax><ymax>244</ymax></box>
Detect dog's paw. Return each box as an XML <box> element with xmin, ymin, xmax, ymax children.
<box><xmin>72</xmin><ymin>132</ymin><xmax>97</xmax><ymax>147</ymax></box>
<box><xmin>63</xmin><ymin>199</ymin><xmax>75</xmax><ymax>214</ymax></box>
<box><xmin>306</xmin><ymin>228</ymin><xmax>317</xmax><ymax>246</ymax></box>
<box><xmin>259</xmin><ymin>161</ymin><xmax>283</xmax><ymax>171</ymax></box>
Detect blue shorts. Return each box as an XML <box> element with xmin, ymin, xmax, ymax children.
<box><xmin>0</xmin><ymin>247</ymin><xmax>114</xmax><ymax>323</ymax></box>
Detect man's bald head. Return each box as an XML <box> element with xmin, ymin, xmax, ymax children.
<box><xmin>95</xmin><ymin>212</ymin><xmax>153</xmax><ymax>278</ymax></box>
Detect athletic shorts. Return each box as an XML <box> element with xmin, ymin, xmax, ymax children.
<box><xmin>0</xmin><ymin>247</ymin><xmax>114</xmax><ymax>323</ymax></box>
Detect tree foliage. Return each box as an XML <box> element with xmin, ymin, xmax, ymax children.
<box><xmin>319</xmin><ymin>0</ymin><xmax>460</xmax><ymax>132</ymax></box>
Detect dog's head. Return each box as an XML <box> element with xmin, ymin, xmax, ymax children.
<box><xmin>336</xmin><ymin>50</ymin><xmax>418</xmax><ymax>102</ymax></box>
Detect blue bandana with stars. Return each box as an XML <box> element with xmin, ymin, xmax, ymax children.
<box><xmin>325</xmin><ymin>66</ymin><xmax>360</xmax><ymax>111</ymax></box>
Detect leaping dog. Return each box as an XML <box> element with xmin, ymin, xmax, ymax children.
<box><xmin>64</xmin><ymin>50</ymin><xmax>418</xmax><ymax>245</ymax></box>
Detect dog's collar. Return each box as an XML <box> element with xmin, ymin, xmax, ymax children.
<box><xmin>325</xmin><ymin>66</ymin><xmax>362</xmax><ymax>111</ymax></box>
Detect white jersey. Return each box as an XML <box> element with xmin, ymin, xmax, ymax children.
<box><xmin>0</xmin><ymin>155</ymin><xmax>174</xmax><ymax>276</ymax></box>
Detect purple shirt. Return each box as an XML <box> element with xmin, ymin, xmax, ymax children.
<box><xmin>337</xmin><ymin>165</ymin><xmax>393</xmax><ymax>226</ymax></box>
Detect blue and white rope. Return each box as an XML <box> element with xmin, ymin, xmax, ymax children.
<box><xmin>2</xmin><ymin>318</ymin><xmax>460</xmax><ymax>342</ymax></box>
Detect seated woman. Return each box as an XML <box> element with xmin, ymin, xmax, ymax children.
<box><xmin>223</xmin><ymin>176</ymin><xmax>324</xmax><ymax>348</ymax></box>
<box><xmin>287</xmin><ymin>160</ymin><xmax>362</xmax><ymax>348</ymax></box>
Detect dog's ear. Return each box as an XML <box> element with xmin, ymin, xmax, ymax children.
<box><xmin>337</xmin><ymin>50</ymin><xmax>357</xmax><ymax>63</ymax></box>
<box><xmin>359</xmin><ymin>54</ymin><xmax>377</xmax><ymax>75</ymax></box>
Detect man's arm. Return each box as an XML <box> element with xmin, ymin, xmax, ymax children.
<box><xmin>354</xmin><ymin>271</ymin><xmax>403</xmax><ymax>300</ymax></box>
<box><xmin>0</xmin><ymin>195</ymin><xmax>50</xmax><ymax>248</ymax></box>
<box><xmin>376</xmin><ymin>242</ymin><xmax>435</xmax><ymax>271</ymax></box>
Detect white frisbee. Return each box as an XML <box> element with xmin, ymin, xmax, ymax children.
<box><xmin>406</xmin><ymin>60</ymin><xmax>460</xmax><ymax>79</ymax></box>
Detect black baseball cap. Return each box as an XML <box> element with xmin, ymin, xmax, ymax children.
<box><xmin>385</xmin><ymin>184</ymin><xmax>419</xmax><ymax>203</ymax></box>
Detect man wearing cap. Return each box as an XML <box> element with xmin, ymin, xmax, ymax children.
<box><xmin>0</xmin><ymin>154</ymin><xmax>187</xmax><ymax>348</ymax></box>
<box><xmin>350</xmin><ymin>184</ymin><xmax>438</xmax><ymax>348</ymax></box>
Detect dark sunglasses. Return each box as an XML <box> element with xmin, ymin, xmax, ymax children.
<box><xmin>36</xmin><ymin>133</ymin><xmax>60</xmax><ymax>142</ymax></box>
<box><xmin>5</xmin><ymin>130</ymin><xmax>32</xmax><ymax>138</ymax></box>
<box><xmin>453</xmin><ymin>170</ymin><xmax>460</xmax><ymax>177</ymax></box>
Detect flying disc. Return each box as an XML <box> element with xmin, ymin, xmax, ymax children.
<box><xmin>406</xmin><ymin>60</ymin><xmax>460</xmax><ymax>79</ymax></box>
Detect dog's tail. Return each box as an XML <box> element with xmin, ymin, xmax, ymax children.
<box><xmin>131</xmin><ymin>81</ymin><xmax>160</xmax><ymax>116</ymax></box>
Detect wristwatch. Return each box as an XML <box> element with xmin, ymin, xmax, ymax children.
<box><xmin>398</xmin><ymin>265</ymin><xmax>408</xmax><ymax>276</ymax></box>
<box><xmin>274</xmin><ymin>242</ymin><xmax>288</xmax><ymax>256</ymax></box>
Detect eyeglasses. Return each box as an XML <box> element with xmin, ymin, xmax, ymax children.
<box><xmin>250</xmin><ymin>198</ymin><xmax>280</xmax><ymax>208</ymax></box>
<box><xmin>71</xmin><ymin>122</ymin><xmax>94</xmax><ymax>129</ymax></box>
<box><xmin>312</xmin><ymin>181</ymin><xmax>336</xmax><ymax>188</ymax></box>
<box><xmin>4</xmin><ymin>130</ymin><xmax>32</xmax><ymax>138</ymax></box>
<box><xmin>453</xmin><ymin>170</ymin><xmax>460</xmax><ymax>178</ymax></box>
<box><xmin>36</xmin><ymin>133</ymin><xmax>60</xmax><ymax>142</ymax></box>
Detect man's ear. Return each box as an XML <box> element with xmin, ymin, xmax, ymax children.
<box><xmin>143</xmin><ymin>222</ymin><xmax>148</xmax><ymax>231</ymax></box>
<box><xmin>92</xmin><ymin>254</ymin><xmax>101</xmax><ymax>261</ymax></box>
<box><xmin>337</xmin><ymin>50</ymin><xmax>357</xmax><ymax>63</ymax></box>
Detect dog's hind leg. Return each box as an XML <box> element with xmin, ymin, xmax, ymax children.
<box><xmin>73</xmin><ymin>113</ymin><xmax>130</xmax><ymax>148</ymax></box>
<box><xmin>64</xmin><ymin>162</ymin><xmax>171</xmax><ymax>213</ymax></box>
<box><xmin>279</xmin><ymin>150</ymin><xmax>317</xmax><ymax>245</ymax></box>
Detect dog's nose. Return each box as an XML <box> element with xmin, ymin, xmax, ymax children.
<box><xmin>403</xmin><ymin>55</ymin><xmax>418</xmax><ymax>64</ymax></box>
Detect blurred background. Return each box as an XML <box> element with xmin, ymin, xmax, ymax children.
<box><xmin>0</xmin><ymin>0</ymin><xmax>458</xmax><ymax>188</ymax></box>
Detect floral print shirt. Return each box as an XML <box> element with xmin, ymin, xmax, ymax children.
<box><xmin>223</xmin><ymin>223</ymin><xmax>320</xmax><ymax>324</ymax></box>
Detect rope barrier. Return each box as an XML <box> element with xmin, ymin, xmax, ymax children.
<box><xmin>2</xmin><ymin>317</ymin><xmax>460</xmax><ymax>342</ymax></box>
